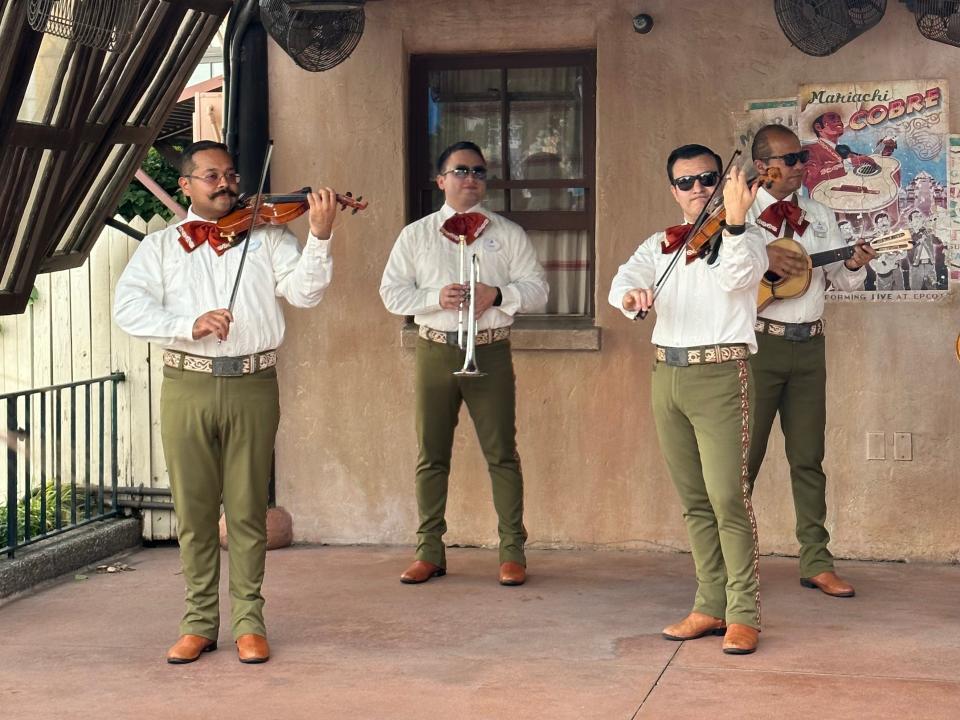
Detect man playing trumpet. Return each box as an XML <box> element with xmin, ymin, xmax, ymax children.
<box><xmin>380</xmin><ymin>140</ymin><xmax>548</xmax><ymax>586</ymax></box>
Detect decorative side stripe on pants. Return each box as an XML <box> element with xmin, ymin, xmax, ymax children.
<box><xmin>737</xmin><ymin>358</ymin><xmax>762</xmax><ymax>625</ymax></box>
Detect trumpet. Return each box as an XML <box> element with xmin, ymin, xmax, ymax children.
<box><xmin>454</xmin><ymin>235</ymin><xmax>485</xmax><ymax>378</ymax></box>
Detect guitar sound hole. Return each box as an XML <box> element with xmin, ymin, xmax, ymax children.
<box><xmin>855</xmin><ymin>165</ymin><xmax>879</xmax><ymax>177</ymax></box>
<box><xmin>764</xmin><ymin>270</ymin><xmax>782</xmax><ymax>282</ymax></box>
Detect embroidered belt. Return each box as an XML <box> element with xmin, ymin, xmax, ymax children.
<box><xmin>162</xmin><ymin>349</ymin><xmax>278</xmax><ymax>376</ymax></box>
<box><xmin>754</xmin><ymin>317</ymin><xmax>823</xmax><ymax>342</ymax></box>
<box><xmin>418</xmin><ymin>325</ymin><xmax>510</xmax><ymax>346</ymax></box>
<box><xmin>655</xmin><ymin>343</ymin><xmax>749</xmax><ymax>367</ymax></box>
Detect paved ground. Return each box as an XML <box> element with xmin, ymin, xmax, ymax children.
<box><xmin>1</xmin><ymin>545</ymin><xmax>958</xmax><ymax>719</ymax></box>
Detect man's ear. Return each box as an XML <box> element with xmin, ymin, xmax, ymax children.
<box><xmin>178</xmin><ymin>176</ymin><xmax>192</xmax><ymax>198</ymax></box>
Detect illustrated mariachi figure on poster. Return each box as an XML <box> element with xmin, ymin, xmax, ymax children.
<box><xmin>797</xmin><ymin>79</ymin><xmax>949</xmax><ymax>299</ymax></box>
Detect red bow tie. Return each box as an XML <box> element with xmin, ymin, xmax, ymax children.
<box><xmin>757</xmin><ymin>200</ymin><xmax>808</xmax><ymax>237</ymax></box>
<box><xmin>176</xmin><ymin>221</ymin><xmax>233</xmax><ymax>255</ymax></box>
<box><xmin>440</xmin><ymin>212</ymin><xmax>490</xmax><ymax>245</ymax></box>
<box><xmin>662</xmin><ymin>224</ymin><xmax>690</xmax><ymax>255</ymax></box>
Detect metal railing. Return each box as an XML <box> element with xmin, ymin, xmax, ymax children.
<box><xmin>2</xmin><ymin>373</ymin><xmax>124</xmax><ymax>558</ymax></box>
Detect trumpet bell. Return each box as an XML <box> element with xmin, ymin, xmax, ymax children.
<box><xmin>453</xmin><ymin>363</ymin><xmax>486</xmax><ymax>378</ymax></box>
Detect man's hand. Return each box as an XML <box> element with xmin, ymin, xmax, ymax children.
<box><xmin>471</xmin><ymin>282</ymin><xmax>498</xmax><ymax>318</ymax></box>
<box><xmin>193</xmin><ymin>309</ymin><xmax>233</xmax><ymax>341</ymax></box>
<box><xmin>439</xmin><ymin>283</ymin><xmax>467</xmax><ymax>310</ymax></box>
<box><xmin>844</xmin><ymin>241</ymin><xmax>876</xmax><ymax>270</ymax></box>
<box><xmin>307</xmin><ymin>187</ymin><xmax>338</xmax><ymax>239</ymax></box>
<box><xmin>767</xmin><ymin>244</ymin><xmax>807</xmax><ymax>278</ymax></box>
<box><xmin>622</xmin><ymin>288</ymin><xmax>654</xmax><ymax>313</ymax></box>
<box><xmin>722</xmin><ymin>166</ymin><xmax>760</xmax><ymax>226</ymax></box>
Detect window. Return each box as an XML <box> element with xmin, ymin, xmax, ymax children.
<box><xmin>409</xmin><ymin>51</ymin><xmax>597</xmax><ymax>317</ymax></box>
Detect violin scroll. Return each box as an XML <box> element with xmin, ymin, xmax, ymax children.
<box><xmin>336</xmin><ymin>191</ymin><xmax>368</xmax><ymax>214</ymax></box>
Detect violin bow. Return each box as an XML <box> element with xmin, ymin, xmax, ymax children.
<box><xmin>226</xmin><ymin>140</ymin><xmax>274</xmax><ymax>320</ymax></box>
<box><xmin>637</xmin><ymin>149</ymin><xmax>741</xmax><ymax>320</ymax></box>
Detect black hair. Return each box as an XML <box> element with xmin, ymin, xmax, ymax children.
<box><xmin>436</xmin><ymin>141</ymin><xmax>486</xmax><ymax>174</ymax></box>
<box><xmin>811</xmin><ymin>113</ymin><xmax>828</xmax><ymax>138</ymax></box>
<box><xmin>179</xmin><ymin>141</ymin><xmax>231</xmax><ymax>176</ymax></box>
<box><xmin>875</xmin><ymin>212</ymin><xmax>889</xmax><ymax>221</ymax></box>
<box><xmin>666</xmin><ymin>144</ymin><xmax>722</xmax><ymax>182</ymax></box>
<box><xmin>751</xmin><ymin>124</ymin><xmax>799</xmax><ymax>161</ymax></box>
<box><xmin>907</xmin><ymin>209</ymin><xmax>923</xmax><ymax>220</ymax></box>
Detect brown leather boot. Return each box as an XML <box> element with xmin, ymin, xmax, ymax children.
<box><xmin>236</xmin><ymin>634</ymin><xmax>270</xmax><ymax>664</ymax></box>
<box><xmin>801</xmin><ymin>570</ymin><xmax>855</xmax><ymax>597</ymax></box>
<box><xmin>166</xmin><ymin>634</ymin><xmax>217</xmax><ymax>664</ymax></box>
<box><xmin>400</xmin><ymin>560</ymin><xmax>446</xmax><ymax>584</ymax></box>
<box><xmin>499</xmin><ymin>561</ymin><xmax>526</xmax><ymax>586</ymax></box>
<box><xmin>722</xmin><ymin>624</ymin><xmax>759</xmax><ymax>655</ymax></box>
<box><xmin>661</xmin><ymin>612</ymin><xmax>726</xmax><ymax>641</ymax></box>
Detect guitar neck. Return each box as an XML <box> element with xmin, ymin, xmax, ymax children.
<box><xmin>809</xmin><ymin>246</ymin><xmax>853</xmax><ymax>268</ymax></box>
<box><xmin>808</xmin><ymin>229</ymin><xmax>911</xmax><ymax>268</ymax></box>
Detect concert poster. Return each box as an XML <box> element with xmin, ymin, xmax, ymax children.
<box><xmin>947</xmin><ymin>135</ymin><xmax>960</xmax><ymax>282</ymax></box>
<box><xmin>732</xmin><ymin>98</ymin><xmax>798</xmax><ymax>169</ymax></box>
<box><xmin>797</xmin><ymin>79</ymin><xmax>949</xmax><ymax>301</ymax></box>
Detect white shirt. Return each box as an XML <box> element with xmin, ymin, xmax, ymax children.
<box><xmin>113</xmin><ymin>208</ymin><xmax>333</xmax><ymax>356</ymax></box>
<box><xmin>608</xmin><ymin>224</ymin><xmax>768</xmax><ymax>353</ymax></box>
<box><xmin>380</xmin><ymin>203</ymin><xmax>548</xmax><ymax>330</ymax></box>
<box><xmin>747</xmin><ymin>187</ymin><xmax>865</xmax><ymax>323</ymax></box>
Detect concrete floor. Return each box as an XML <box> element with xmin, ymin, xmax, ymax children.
<box><xmin>0</xmin><ymin>545</ymin><xmax>958</xmax><ymax>719</ymax></box>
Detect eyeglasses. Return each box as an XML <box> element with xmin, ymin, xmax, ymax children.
<box><xmin>671</xmin><ymin>171</ymin><xmax>719</xmax><ymax>191</ymax></box>
<box><xmin>441</xmin><ymin>165</ymin><xmax>488</xmax><ymax>180</ymax></box>
<box><xmin>184</xmin><ymin>171</ymin><xmax>241</xmax><ymax>185</ymax></box>
<box><xmin>759</xmin><ymin>150</ymin><xmax>810</xmax><ymax>167</ymax></box>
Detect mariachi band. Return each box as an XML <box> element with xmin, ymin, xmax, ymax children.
<box><xmin>114</xmin><ymin>129</ymin><xmax>879</xmax><ymax>663</ymax></box>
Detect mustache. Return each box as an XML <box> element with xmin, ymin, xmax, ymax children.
<box><xmin>210</xmin><ymin>188</ymin><xmax>238</xmax><ymax>200</ymax></box>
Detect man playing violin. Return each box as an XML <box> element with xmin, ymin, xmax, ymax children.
<box><xmin>609</xmin><ymin>144</ymin><xmax>768</xmax><ymax>654</ymax></box>
<box><xmin>113</xmin><ymin>140</ymin><xmax>341</xmax><ymax>664</ymax></box>
<box><xmin>380</xmin><ymin>140</ymin><xmax>547</xmax><ymax>587</ymax></box>
<box><xmin>747</xmin><ymin>124</ymin><xmax>874</xmax><ymax>599</ymax></box>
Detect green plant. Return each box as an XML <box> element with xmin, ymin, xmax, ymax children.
<box><xmin>0</xmin><ymin>483</ymin><xmax>93</xmax><ymax>544</ymax></box>
<box><xmin>116</xmin><ymin>146</ymin><xmax>187</xmax><ymax>222</ymax></box>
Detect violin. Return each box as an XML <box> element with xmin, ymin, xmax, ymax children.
<box><xmin>682</xmin><ymin>167</ymin><xmax>780</xmax><ymax>264</ymax></box>
<box><xmin>637</xmin><ymin>158</ymin><xmax>777</xmax><ymax>319</ymax></box>
<box><xmin>217</xmin><ymin>186</ymin><xmax>368</xmax><ymax>240</ymax></box>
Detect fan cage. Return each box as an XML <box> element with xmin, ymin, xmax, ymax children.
<box><xmin>914</xmin><ymin>0</ymin><xmax>960</xmax><ymax>46</ymax></box>
<box><xmin>27</xmin><ymin>0</ymin><xmax>140</xmax><ymax>53</ymax></box>
<box><xmin>260</xmin><ymin>0</ymin><xmax>365</xmax><ymax>72</ymax></box>
<box><xmin>774</xmin><ymin>0</ymin><xmax>886</xmax><ymax>57</ymax></box>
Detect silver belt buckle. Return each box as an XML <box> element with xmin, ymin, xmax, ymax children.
<box><xmin>783</xmin><ymin>324</ymin><xmax>810</xmax><ymax>342</ymax></box>
<box><xmin>665</xmin><ymin>347</ymin><xmax>689</xmax><ymax>367</ymax></box>
<box><xmin>445</xmin><ymin>331</ymin><xmax>459</xmax><ymax>346</ymax></box>
<box><xmin>212</xmin><ymin>356</ymin><xmax>245</xmax><ymax>376</ymax></box>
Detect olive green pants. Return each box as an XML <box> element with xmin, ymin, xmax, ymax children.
<box><xmin>413</xmin><ymin>337</ymin><xmax>526</xmax><ymax>568</ymax></box>
<box><xmin>748</xmin><ymin>333</ymin><xmax>833</xmax><ymax>578</ymax></box>
<box><xmin>652</xmin><ymin>359</ymin><xmax>761</xmax><ymax>629</ymax></box>
<box><xmin>160</xmin><ymin>365</ymin><xmax>280</xmax><ymax>641</ymax></box>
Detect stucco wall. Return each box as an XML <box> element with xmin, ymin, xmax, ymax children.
<box><xmin>268</xmin><ymin>0</ymin><xmax>960</xmax><ymax>562</ymax></box>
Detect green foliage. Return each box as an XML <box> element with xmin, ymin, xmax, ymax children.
<box><xmin>116</xmin><ymin>147</ymin><xmax>187</xmax><ymax>222</ymax></box>
<box><xmin>0</xmin><ymin>483</ymin><xmax>93</xmax><ymax>545</ymax></box>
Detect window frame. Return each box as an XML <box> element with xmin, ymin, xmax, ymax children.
<box><xmin>407</xmin><ymin>49</ymin><xmax>598</xmax><ymax>318</ymax></box>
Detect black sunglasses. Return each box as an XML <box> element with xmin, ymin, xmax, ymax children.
<box><xmin>761</xmin><ymin>150</ymin><xmax>810</xmax><ymax>167</ymax></box>
<box><xmin>672</xmin><ymin>171</ymin><xmax>720</xmax><ymax>191</ymax></box>
<box><xmin>441</xmin><ymin>165</ymin><xmax>488</xmax><ymax>180</ymax></box>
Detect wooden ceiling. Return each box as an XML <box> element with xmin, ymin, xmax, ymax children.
<box><xmin>0</xmin><ymin>0</ymin><xmax>232</xmax><ymax>315</ymax></box>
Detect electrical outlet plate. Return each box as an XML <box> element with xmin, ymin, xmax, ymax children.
<box><xmin>893</xmin><ymin>432</ymin><xmax>912</xmax><ymax>461</ymax></box>
<box><xmin>866</xmin><ymin>432</ymin><xmax>885</xmax><ymax>460</ymax></box>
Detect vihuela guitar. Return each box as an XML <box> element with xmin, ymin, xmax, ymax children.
<box><xmin>810</xmin><ymin>155</ymin><xmax>901</xmax><ymax>230</ymax></box>
<box><xmin>757</xmin><ymin>230</ymin><xmax>913</xmax><ymax>310</ymax></box>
